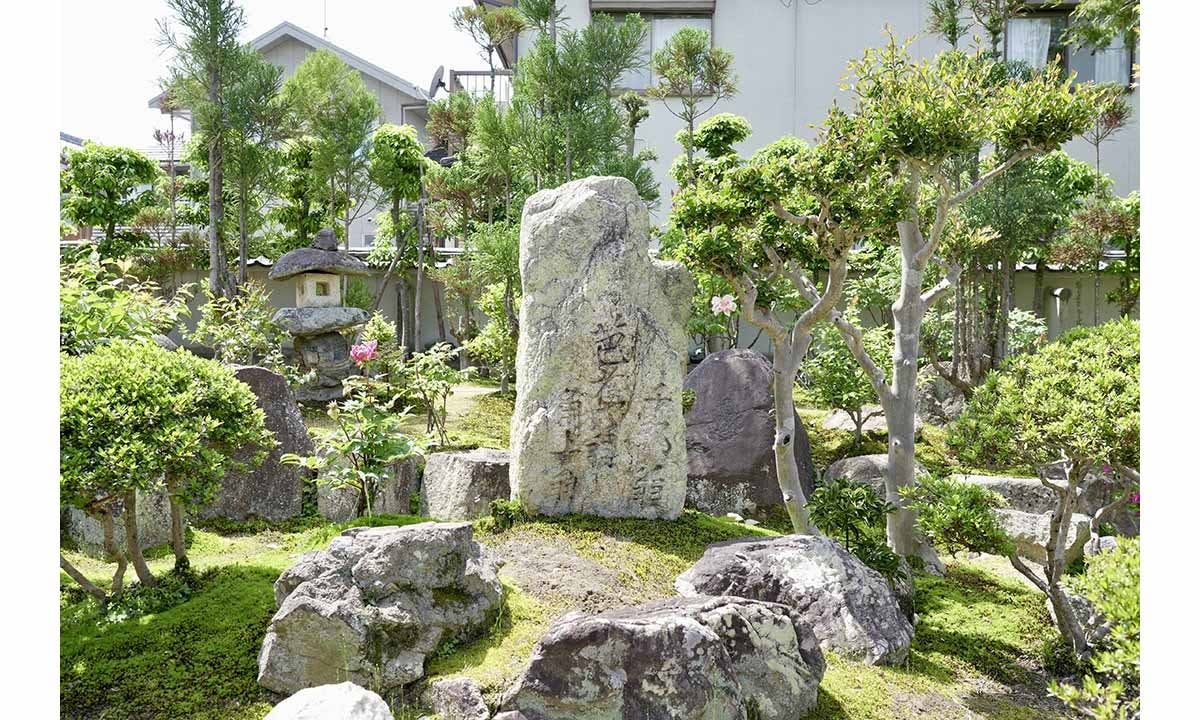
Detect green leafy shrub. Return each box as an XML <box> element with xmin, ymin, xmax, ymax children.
<box><xmin>466</xmin><ymin>283</ymin><xmax>519</xmax><ymax>390</ymax></box>
<box><xmin>282</xmin><ymin>376</ymin><xmax>421</xmax><ymax>517</ymax></box>
<box><xmin>60</xmin><ymin>340</ymin><xmax>272</xmax><ymax>595</ymax></box>
<box><xmin>488</xmin><ymin>499</ymin><xmax>528</xmax><ymax>531</ymax></box>
<box><xmin>1050</xmin><ymin>537</ymin><xmax>1140</xmax><ymax>719</ymax></box>
<box><xmin>809</xmin><ymin>478</ymin><xmax>901</xmax><ymax>579</ymax></box>
<box><xmin>344</xmin><ymin>277</ymin><xmax>373</xmax><ymax>310</ymax></box>
<box><xmin>60</xmin><ymin>252</ymin><xmax>192</xmax><ymax>356</ymax></box>
<box><xmin>900</xmin><ymin>475</ymin><xmax>1012</xmax><ymax>558</ymax></box>
<box><xmin>188</xmin><ymin>281</ymin><xmax>290</xmax><ymax>370</ymax></box>
<box><xmin>400</xmin><ymin>343</ymin><xmax>466</xmax><ymax>446</ymax></box>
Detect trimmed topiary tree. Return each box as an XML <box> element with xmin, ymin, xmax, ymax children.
<box><xmin>949</xmin><ymin>319</ymin><xmax>1139</xmax><ymax>658</ymax></box>
<box><xmin>61</xmin><ymin>341</ymin><xmax>272</xmax><ymax>598</ymax></box>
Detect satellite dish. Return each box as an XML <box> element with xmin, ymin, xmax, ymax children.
<box><xmin>428</xmin><ymin>66</ymin><xmax>445</xmax><ymax>99</ymax></box>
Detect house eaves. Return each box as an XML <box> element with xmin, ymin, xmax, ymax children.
<box><xmin>149</xmin><ymin>20</ymin><xmax>429</xmax><ymax>109</ymax></box>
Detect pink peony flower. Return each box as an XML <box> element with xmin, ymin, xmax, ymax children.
<box><xmin>711</xmin><ymin>294</ymin><xmax>737</xmax><ymax>317</ymax></box>
<box><xmin>350</xmin><ymin>340</ymin><xmax>379</xmax><ymax>366</ymax></box>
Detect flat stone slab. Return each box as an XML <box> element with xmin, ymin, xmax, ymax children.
<box><xmin>995</xmin><ymin>508</ymin><xmax>1091</xmax><ymax>566</ymax></box>
<box><xmin>273</xmin><ymin>307</ymin><xmax>370</xmax><ymax>336</ymax></box>
<box><xmin>510</xmin><ymin>176</ymin><xmax>693</xmax><ymax>520</ymax></box>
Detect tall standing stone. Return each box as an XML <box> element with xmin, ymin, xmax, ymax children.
<box><xmin>510</xmin><ymin>177</ymin><xmax>693</xmax><ymax>519</ymax></box>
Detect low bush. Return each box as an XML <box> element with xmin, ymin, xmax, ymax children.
<box><xmin>900</xmin><ymin>475</ymin><xmax>1012</xmax><ymax>558</ymax></box>
<box><xmin>809</xmin><ymin>478</ymin><xmax>902</xmax><ymax>580</ymax></box>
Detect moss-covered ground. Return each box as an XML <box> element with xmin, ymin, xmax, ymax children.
<box><xmin>61</xmin><ymin>385</ymin><xmax>1067</xmax><ymax>719</ymax></box>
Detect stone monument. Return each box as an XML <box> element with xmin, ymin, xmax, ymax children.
<box><xmin>509</xmin><ymin>176</ymin><xmax>693</xmax><ymax>519</ymax></box>
<box><xmin>269</xmin><ymin>228</ymin><xmax>371</xmax><ymax>402</ymax></box>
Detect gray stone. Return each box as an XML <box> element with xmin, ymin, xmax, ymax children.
<box><xmin>824</xmin><ymin>454</ymin><xmax>928</xmax><ymax>501</ymax></box>
<box><xmin>200</xmin><ymin>366</ymin><xmax>310</xmax><ymax>522</ymax></box>
<box><xmin>953</xmin><ymin>474</ymin><xmax>1053</xmax><ymax>514</ymax></box>
<box><xmin>292</xmin><ymin>332</ymin><xmax>353</xmax><ymax>403</ymax></box>
<box><xmin>422</xmin><ymin>677</ymin><xmax>489</xmax><ymax>720</ymax></box>
<box><xmin>500</xmin><ymin>595</ymin><xmax>824</xmax><ymax>720</ymax></box>
<box><xmin>258</xmin><ymin>522</ymin><xmax>503</xmax><ymax>695</ymax></box>
<box><xmin>273</xmin><ymin>307</ymin><xmax>371</xmax><ymax>337</ymax></box>
<box><xmin>268</xmin><ymin>246</ymin><xmax>371</xmax><ymax>281</ymax></box>
<box><xmin>510</xmin><ymin>177</ymin><xmax>693</xmax><ymax>520</ymax></box>
<box><xmin>916</xmin><ymin>365</ymin><xmax>966</xmax><ymax>426</ymax></box>
<box><xmin>1042</xmin><ymin>463</ymin><xmax>1140</xmax><ymax>537</ymax></box>
<box><xmin>421</xmin><ymin>449</ymin><xmax>510</xmax><ymax>521</ymax></box>
<box><xmin>822</xmin><ymin>405</ymin><xmax>913</xmax><ymax>437</ymax></box>
<box><xmin>316</xmin><ymin>456</ymin><xmax>423</xmax><ymax>522</ymax></box>
<box><xmin>1047</xmin><ymin>589</ymin><xmax>1107</xmax><ymax>646</ymax></box>
<box><xmin>994</xmin><ymin>508</ymin><xmax>1091</xmax><ymax>566</ymax></box>
<box><xmin>152</xmin><ymin>333</ymin><xmax>178</xmax><ymax>351</ymax></box>
<box><xmin>956</xmin><ymin>470</ymin><xmax>1138</xmax><ymax>537</ymax></box>
<box><xmin>62</xmin><ymin>488</ymin><xmax>175</xmax><ymax>558</ymax></box>
<box><xmin>495</xmin><ymin>538</ymin><xmax>624</xmax><ymax>613</ymax></box>
<box><xmin>682</xmin><ymin>349</ymin><xmax>814</xmax><ymax>515</ymax></box>
<box><xmin>675</xmin><ymin>534</ymin><xmax>913</xmax><ymax>665</ymax></box>
<box><xmin>492</xmin><ymin>714</ymin><xmax>528</xmax><ymax>720</ymax></box>
<box><xmin>1085</xmin><ymin>535</ymin><xmax>1119</xmax><ymax>556</ymax></box>
<box><xmin>263</xmin><ymin>682</ymin><xmax>393</xmax><ymax>720</ymax></box>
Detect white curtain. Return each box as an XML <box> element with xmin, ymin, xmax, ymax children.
<box><xmin>1095</xmin><ymin>36</ymin><xmax>1130</xmax><ymax>84</ymax></box>
<box><xmin>1007</xmin><ymin>17</ymin><xmax>1053</xmax><ymax>68</ymax></box>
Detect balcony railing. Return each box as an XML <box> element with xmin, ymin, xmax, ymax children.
<box><xmin>448</xmin><ymin>69</ymin><xmax>513</xmax><ymax>105</ymax></box>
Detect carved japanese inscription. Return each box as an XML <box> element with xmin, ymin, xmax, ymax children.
<box><xmin>510</xmin><ymin>177</ymin><xmax>694</xmax><ymax>519</ymax></box>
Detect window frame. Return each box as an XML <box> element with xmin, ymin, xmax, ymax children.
<box><xmin>598</xmin><ymin>10</ymin><xmax>716</xmax><ymax>95</ymax></box>
<box><xmin>1007</xmin><ymin>8</ymin><xmax>1135</xmax><ymax>90</ymax></box>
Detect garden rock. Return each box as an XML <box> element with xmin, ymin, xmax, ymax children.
<box><xmin>1047</xmin><ymin>589</ymin><xmax>1107</xmax><ymax>646</ymax></box>
<box><xmin>510</xmin><ymin>176</ymin><xmax>694</xmax><ymax>519</ymax></box>
<box><xmin>954</xmin><ymin>474</ymin><xmax>1057</xmax><ymax>514</ymax></box>
<box><xmin>1042</xmin><ymin>463</ymin><xmax>1140</xmax><ymax>537</ymax></box>
<box><xmin>994</xmin><ymin>508</ymin><xmax>1091</xmax><ymax>566</ymax></box>
<box><xmin>916</xmin><ymin>366</ymin><xmax>966</xmax><ymax>425</ymax></box>
<box><xmin>421</xmin><ymin>448</ymin><xmax>510</xmax><ymax>521</ymax></box>
<box><xmin>495</xmin><ymin>537</ymin><xmax>625</xmax><ymax>613</ymax></box>
<box><xmin>316</xmin><ymin>456</ymin><xmax>422</xmax><ymax>521</ymax></box>
<box><xmin>422</xmin><ymin>677</ymin><xmax>489</xmax><ymax>720</ymax></box>
<box><xmin>257</xmin><ymin>522</ymin><xmax>503</xmax><ymax>695</ymax></box>
<box><xmin>824</xmin><ymin>454</ymin><xmax>928</xmax><ymax>501</ymax></box>
<box><xmin>500</xmin><ymin>595</ymin><xmax>824</xmax><ymax>720</ymax></box>
<box><xmin>62</xmin><ymin>488</ymin><xmax>175</xmax><ymax>558</ymax></box>
<box><xmin>1085</xmin><ymin>535</ymin><xmax>1119</xmax><ymax>556</ymax></box>
<box><xmin>263</xmin><ymin>682</ymin><xmax>393</xmax><ymax>720</ymax></box>
<box><xmin>201</xmin><ymin>366</ymin><xmax>309</xmax><ymax>522</ymax></box>
<box><xmin>682</xmin><ymin>348</ymin><xmax>814</xmax><ymax>515</ymax></box>
<box><xmin>675</xmin><ymin>534</ymin><xmax>913</xmax><ymax>665</ymax></box>
<box><xmin>822</xmin><ymin>405</ymin><xmax>920</xmax><ymax>437</ymax></box>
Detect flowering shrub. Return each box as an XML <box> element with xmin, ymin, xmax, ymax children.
<box><xmin>282</xmin><ymin>376</ymin><xmax>420</xmax><ymax>517</ymax></box>
<box><xmin>350</xmin><ymin>340</ymin><xmax>379</xmax><ymax>366</ymax></box>
<box><xmin>710</xmin><ymin>294</ymin><xmax>736</xmax><ymax>316</ymax></box>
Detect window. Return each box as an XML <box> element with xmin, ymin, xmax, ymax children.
<box><xmin>1006</xmin><ymin>12</ymin><xmax>1132</xmax><ymax>87</ymax></box>
<box><xmin>604</xmin><ymin>13</ymin><xmax>714</xmax><ymax>91</ymax></box>
<box><xmin>314</xmin><ymin>281</ymin><xmax>330</xmax><ymax>297</ymax></box>
<box><xmin>364</xmin><ymin>233</ymin><xmax>376</xmax><ymax>247</ymax></box>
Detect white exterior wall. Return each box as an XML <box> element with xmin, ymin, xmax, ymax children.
<box><xmin>537</xmin><ymin>0</ymin><xmax>1139</xmax><ymax>222</ymax></box>
<box><xmin>258</xmin><ymin>36</ymin><xmax>430</xmax><ymax>249</ymax></box>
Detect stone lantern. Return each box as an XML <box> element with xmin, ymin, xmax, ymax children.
<box><xmin>269</xmin><ymin>228</ymin><xmax>371</xmax><ymax>402</ymax></box>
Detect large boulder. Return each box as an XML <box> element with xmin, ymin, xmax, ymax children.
<box><xmin>675</xmin><ymin>534</ymin><xmax>913</xmax><ymax>665</ymax></box>
<box><xmin>500</xmin><ymin>595</ymin><xmax>824</xmax><ymax>720</ymax></box>
<box><xmin>257</xmin><ymin>522</ymin><xmax>503</xmax><ymax>695</ymax></box>
<box><xmin>824</xmin><ymin>454</ymin><xmax>928</xmax><ymax>501</ymax></box>
<box><xmin>682</xmin><ymin>349</ymin><xmax>814</xmax><ymax>515</ymax></box>
<box><xmin>264</xmin><ymin>682</ymin><xmax>393</xmax><ymax>720</ymax></box>
<box><xmin>954</xmin><ymin>474</ymin><xmax>1056</xmax><ymax>514</ymax></box>
<box><xmin>421</xmin><ymin>449</ymin><xmax>511</xmax><ymax>521</ymax></box>
<box><xmin>822</xmin><ymin>405</ymin><xmax>919</xmax><ymax>437</ymax></box>
<box><xmin>995</xmin><ymin>509</ymin><xmax>1091</xmax><ymax>566</ymax></box>
<box><xmin>62</xmin><ymin>488</ymin><xmax>175</xmax><ymax>557</ymax></box>
<box><xmin>510</xmin><ymin>176</ymin><xmax>694</xmax><ymax>520</ymax></box>
<box><xmin>200</xmin><ymin>366</ymin><xmax>310</xmax><ymax>522</ymax></box>
<box><xmin>958</xmin><ymin>471</ymin><xmax>1139</xmax><ymax>538</ymax></box>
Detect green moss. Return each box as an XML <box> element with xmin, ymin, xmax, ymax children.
<box><xmin>445</xmin><ymin>392</ymin><xmax>514</xmax><ymax>450</ymax></box>
<box><xmin>61</xmin><ymin>566</ymin><xmax>279</xmax><ymax>720</ymax></box>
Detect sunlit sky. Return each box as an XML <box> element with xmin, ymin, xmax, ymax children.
<box><xmin>60</xmin><ymin>0</ymin><xmax>485</xmax><ymax>149</ymax></box>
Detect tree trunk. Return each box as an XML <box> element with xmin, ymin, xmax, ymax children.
<box><xmin>770</xmin><ymin>346</ymin><xmax>814</xmax><ymax>534</ymax></box>
<box><xmin>99</xmin><ymin>506</ymin><xmax>126</xmax><ymax>597</ymax></box>
<box><xmin>370</xmin><ymin>198</ymin><xmax>404</xmax><ymax>313</ymax></box>
<box><xmin>884</xmin><ymin>221</ymin><xmax>941</xmax><ymax>572</ymax></box>
<box><xmin>168</xmin><ymin>485</ymin><xmax>188</xmax><ymax>570</ymax></box>
<box><xmin>122</xmin><ymin>491</ymin><xmax>156</xmax><ymax>587</ymax></box>
<box><xmin>1032</xmin><ymin>261</ymin><xmax>1046</xmax><ymax>320</ymax></box>
<box><xmin>434</xmin><ymin>283</ymin><xmax>448</xmax><ymax>342</ymax></box>
<box><xmin>237</xmin><ymin>189</ymin><xmax>249</xmax><ymax>287</ymax></box>
<box><xmin>207</xmin><ymin>66</ymin><xmax>225</xmax><ymax>296</ymax></box>
<box><xmin>397</xmin><ymin>275</ymin><xmax>413</xmax><ymax>353</ymax></box>
<box><xmin>61</xmin><ymin>555</ymin><xmax>108</xmax><ymax>602</ymax></box>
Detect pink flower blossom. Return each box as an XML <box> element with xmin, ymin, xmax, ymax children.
<box><xmin>711</xmin><ymin>294</ymin><xmax>737</xmax><ymax>317</ymax></box>
<box><xmin>350</xmin><ymin>340</ymin><xmax>379</xmax><ymax>366</ymax></box>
